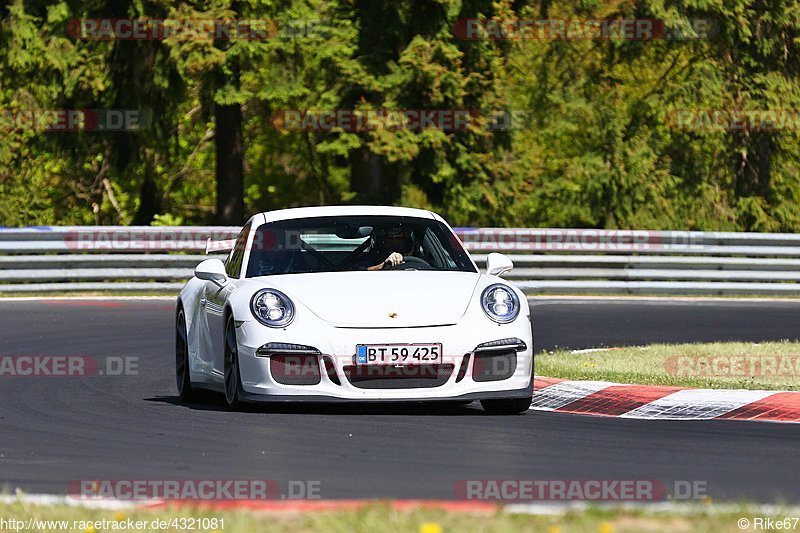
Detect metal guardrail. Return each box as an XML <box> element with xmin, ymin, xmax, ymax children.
<box><xmin>1</xmin><ymin>226</ymin><xmax>799</xmax><ymax>295</ymax></box>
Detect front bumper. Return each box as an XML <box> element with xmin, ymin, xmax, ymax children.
<box><xmin>235</xmin><ymin>315</ymin><xmax>533</xmax><ymax>402</ymax></box>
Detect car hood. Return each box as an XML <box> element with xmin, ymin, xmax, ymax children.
<box><xmin>245</xmin><ymin>271</ymin><xmax>481</xmax><ymax>327</ymax></box>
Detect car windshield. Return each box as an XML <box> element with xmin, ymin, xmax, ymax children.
<box><xmin>244</xmin><ymin>215</ymin><xmax>476</xmax><ymax>277</ymax></box>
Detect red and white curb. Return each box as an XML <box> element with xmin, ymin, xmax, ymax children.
<box><xmin>532</xmin><ymin>377</ymin><xmax>800</xmax><ymax>423</ymax></box>
<box><xmin>0</xmin><ymin>494</ymin><xmax>498</xmax><ymax>513</ymax></box>
<box><xmin>5</xmin><ymin>494</ymin><xmax>800</xmax><ymax>517</ymax></box>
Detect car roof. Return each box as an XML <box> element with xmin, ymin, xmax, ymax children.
<box><xmin>256</xmin><ymin>205</ymin><xmax>442</xmax><ymax>225</ymax></box>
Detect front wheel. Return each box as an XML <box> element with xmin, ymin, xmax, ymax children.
<box><xmin>223</xmin><ymin>315</ymin><xmax>244</xmax><ymax>410</ymax></box>
<box><xmin>176</xmin><ymin>308</ymin><xmax>196</xmax><ymax>401</ymax></box>
<box><xmin>480</xmin><ymin>396</ymin><xmax>532</xmax><ymax>415</ymax></box>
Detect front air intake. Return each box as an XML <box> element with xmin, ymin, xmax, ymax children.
<box><xmin>343</xmin><ymin>364</ymin><xmax>454</xmax><ymax>389</ymax></box>
<box><xmin>270</xmin><ymin>354</ymin><xmax>322</xmax><ymax>385</ymax></box>
<box><xmin>472</xmin><ymin>351</ymin><xmax>516</xmax><ymax>382</ymax></box>
<box><xmin>323</xmin><ymin>356</ymin><xmax>342</xmax><ymax>386</ymax></box>
<box><xmin>455</xmin><ymin>354</ymin><xmax>471</xmax><ymax>383</ymax></box>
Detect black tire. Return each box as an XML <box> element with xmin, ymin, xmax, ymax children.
<box><xmin>223</xmin><ymin>315</ymin><xmax>244</xmax><ymax>410</ymax></box>
<box><xmin>175</xmin><ymin>308</ymin><xmax>196</xmax><ymax>401</ymax></box>
<box><xmin>480</xmin><ymin>396</ymin><xmax>532</xmax><ymax>415</ymax></box>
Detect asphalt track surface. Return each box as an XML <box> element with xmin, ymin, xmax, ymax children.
<box><xmin>1</xmin><ymin>298</ymin><xmax>799</xmax><ymax>502</ymax></box>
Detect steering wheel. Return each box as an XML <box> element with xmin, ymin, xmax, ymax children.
<box><xmin>385</xmin><ymin>256</ymin><xmax>433</xmax><ymax>270</ymax></box>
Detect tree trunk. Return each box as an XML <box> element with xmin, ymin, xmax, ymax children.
<box><xmin>214</xmin><ymin>103</ymin><xmax>245</xmax><ymax>225</ymax></box>
<box><xmin>350</xmin><ymin>148</ymin><xmax>400</xmax><ymax>204</ymax></box>
<box><xmin>733</xmin><ymin>131</ymin><xmax>772</xmax><ymax>199</ymax></box>
<box><xmin>132</xmin><ymin>151</ymin><xmax>160</xmax><ymax>225</ymax></box>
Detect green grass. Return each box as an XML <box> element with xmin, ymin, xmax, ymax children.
<box><xmin>0</xmin><ymin>500</ymin><xmax>790</xmax><ymax>533</ymax></box>
<box><xmin>537</xmin><ymin>341</ymin><xmax>800</xmax><ymax>390</ymax></box>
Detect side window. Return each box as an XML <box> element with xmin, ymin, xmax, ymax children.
<box><xmin>225</xmin><ymin>223</ymin><xmax>251</xmax><ymax>278</ymax></box>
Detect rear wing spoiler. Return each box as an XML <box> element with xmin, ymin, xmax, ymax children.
<box><xmin>205</xmin><ymin>237</ymin><xmax>236</xmax><ymax>254</ymax></box>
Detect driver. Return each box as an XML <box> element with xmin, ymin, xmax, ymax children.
<box><xmin>367</xmin><ymin>226</ymin><xmax>415</xmax><ymax>270</ymax></box>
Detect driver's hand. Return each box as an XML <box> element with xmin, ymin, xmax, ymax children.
<box><xmin>384</xmin><ymin>252</ymin><xmax>404</xmax><ymax>267</ymax></box>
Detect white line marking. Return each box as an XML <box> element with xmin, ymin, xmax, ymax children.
<box><xmin>0</xmin><ymin>493</ymin><xmax>153</xmax><ymax>509</ymax></box>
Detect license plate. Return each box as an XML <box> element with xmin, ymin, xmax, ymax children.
<box><xmin>356</xmin><ymin>343</ymin><xmax>442</xmax><ymax>365</ymax></box>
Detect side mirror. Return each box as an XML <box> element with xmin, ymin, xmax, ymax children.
<box><xmin>486</xmin><ymin>252</ymin><xmax>513</xmax><ymax>277</ymax></box>
<box><xmin>195</xmin><ymin>258</ymin><xmax>229</xmax><ymax>286</ymax></box>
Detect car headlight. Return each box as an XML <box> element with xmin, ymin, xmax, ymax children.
<box><xmin>251</xmin><ymin>289</ymin><xmax>295</xmax><ymax>327</ymax></box>
<box><xmin>481</xmin><ymin>284</ymin><xmax>520</xmax><ymax>324</ymax></box>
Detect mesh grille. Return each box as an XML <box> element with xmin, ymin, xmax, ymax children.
<box><xmin>270</xmin><ymin>354</ymin><xmax>321</xmax><ymax>385</ymax></box>
<box><xmin>344</xmin><ymin>364</ymin><xmax>454</xmax><ymax>389</ymax></box>
<box><xmin>472</xmin><ymin>351</ymin><xmax>516</xmax><ymax>382</ymax></box>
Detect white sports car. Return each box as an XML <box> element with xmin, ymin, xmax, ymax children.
<box><xmin>176</xmin><ymin>206</ymin><xmax>533</xmax><ymax>414</ymax></box>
